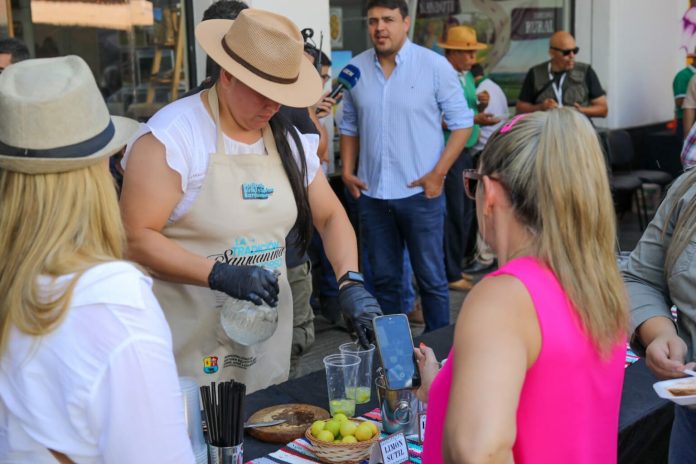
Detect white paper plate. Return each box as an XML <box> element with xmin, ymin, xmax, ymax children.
<box><xmin>653</xmin><ymin>377</ymin><xmax>696</xmax><ymax>406</ymax></box>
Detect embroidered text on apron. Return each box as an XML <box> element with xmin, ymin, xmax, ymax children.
<box><xmin>153</xmin><ymin>86</ymin><xmax>296</xmax><ymax>392</ymax></box>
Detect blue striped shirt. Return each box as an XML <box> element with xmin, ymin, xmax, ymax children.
<box><xmin>340</xmin><ymin>40</ymin><xmax>473</xmax><ymax>200</ymax></box>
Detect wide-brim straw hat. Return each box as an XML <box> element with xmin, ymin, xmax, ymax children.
<box><xmin>196</xmin><ymin>9</ymin><xmax>322</xmax><ymax>108</ymax></box>
<box><xmin>438</xmin><ymin>25</ymin><xmax>488</xmax><ymax>51</ymax></box>
<box><xmin>0</xmin><ymin>55</ymin><xmax>138</xmax><ymax>174</ymax></box>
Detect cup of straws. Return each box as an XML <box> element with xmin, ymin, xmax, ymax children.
<box><xmin>200</xmin><ymin>380</ymin><xmax>246</xmax><ymax>464</ymax></box>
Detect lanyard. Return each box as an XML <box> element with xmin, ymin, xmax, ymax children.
<box><xmin>548</xmin><ymin>62</ymin><xmax>566</xmax><ymax>107</ymax></box>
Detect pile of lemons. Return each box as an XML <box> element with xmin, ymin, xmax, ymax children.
<box><xmin>309</xmin><ymin>413</ymin><xmax>379</xmax><ymax>443</ymax></box>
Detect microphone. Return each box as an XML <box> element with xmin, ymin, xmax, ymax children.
<box><xmin>315</xmin><ymin>65</ymin><xmax>360</xmax><ymax>115</ymax></box>
<box><xmin>327</xmin><ymin>64</ymin><xmax>360</xmax><ymax>99</ymax></box>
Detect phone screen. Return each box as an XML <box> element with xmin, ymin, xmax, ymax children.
<box><xmin>373</xmin><ymin>315</ymin><xmax>420</xmax><ymax>390</ymax></box>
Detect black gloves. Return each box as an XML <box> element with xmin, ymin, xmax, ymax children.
<box><xmin>338</xmin><ymin>283</ymin><xmax>383</xmax><ymax>348</ymax></box>
<box><xmin>208</xmin><ymin>261</ymin><xmax>279</xmax><ymax>307</ymax></box>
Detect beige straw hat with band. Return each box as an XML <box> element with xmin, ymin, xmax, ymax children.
<box><xmin>0</xmin><ymin>55</ymin><xmax>138</xmax><ymax>174</ymax></box>
<box><xmin>195</xmin><ymin>9</ymin><xmax>323</xmax><ymax>108</ymax></box>
<box><xmin>437</xmin><ymin>25</ymin><xmax>488</xmax><ymax>51</ymax></box>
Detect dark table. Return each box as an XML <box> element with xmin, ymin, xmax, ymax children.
<box><xmin>243</xmin><ymin>325</ymin><xmax>673</xmax><ymax>463</ymax></box>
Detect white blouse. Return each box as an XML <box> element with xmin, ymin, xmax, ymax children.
<box><xmin>0</xmin><ymin>262</ymin><xmax>195</xmax><ymax>463</ymax></box>
<box><xmin>122</xmin><ymin>93</ymin><xmax>321</xmax><ymax>222</ymax></box>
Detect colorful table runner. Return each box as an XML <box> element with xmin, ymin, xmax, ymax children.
<box><xmin>245</xmin><ymin>409</ymin><xmax>420</xmax><ymax>464</ymax></box>
<box><xmin>247</xmin><ymin>345</ymin><xmax>642</xmax><ymax>464</ymax></box>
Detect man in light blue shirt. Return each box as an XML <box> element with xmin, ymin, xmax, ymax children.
<box><xmin>340</xmin><ymin>0</ymin><xmax>473</xmax><ymax>331</ymax></box>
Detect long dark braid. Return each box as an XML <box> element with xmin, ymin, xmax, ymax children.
<box><xmin>269</xmin><ymin>113</ymin><xmax>312</xmax><ymax>254</ymax></box>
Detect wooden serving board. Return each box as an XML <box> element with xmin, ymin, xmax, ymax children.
<box><xmin>247</xmin><ymin>403</ymin><xmax>330</xmax><ymax>444</ymax></box>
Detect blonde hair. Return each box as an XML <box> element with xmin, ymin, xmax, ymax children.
<box><xmin>664</xmin><ymin>168</ymin><xmax>696</xmax><ymax>273</ymax></box>
<box><xmin>479</xmin><ymin>109</ymin><xmax>628</xmax><ymax>355</ymax></box>
<box><xmin>0</xmin><ymin>161</ymin><xmax>124</xmax><ymax>354</ymax></box>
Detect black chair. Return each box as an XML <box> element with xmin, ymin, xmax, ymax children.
<box><xmin>606</xmin><ymin>130</ymin><xmax>673</xmax><ymax>191</ymax></box>
<box><xmin>598</xmin><ymin>131</ymin><xmax>648</xmax><ymax>230</ymax></box>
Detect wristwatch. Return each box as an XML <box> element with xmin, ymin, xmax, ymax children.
<box><xmin>337</xmin><ymin>271</ymin><xmax>365</xmax><ymax>287</ymax></box>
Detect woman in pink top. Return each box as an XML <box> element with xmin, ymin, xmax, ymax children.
<box><xmin>416</xmin><ymin>109</ymin><xmax>628</xmax><ymax>463</ymax></box>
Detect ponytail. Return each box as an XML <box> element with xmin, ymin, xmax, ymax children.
<box><xmin>479</xmin><ymin>109</ymin><xmax>628</xmax><ymax>355</ymax></box>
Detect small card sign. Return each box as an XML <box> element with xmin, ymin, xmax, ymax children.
<box><xmin>369</xmin><ymin>432</ymin><xmax>409</xmax><ymax>464</ymax></box>
<box><xmin>418</xmin><ymin>413</ymin><xmax>427</xmax><ymax>443</ymax></box>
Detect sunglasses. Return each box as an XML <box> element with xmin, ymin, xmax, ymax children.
<box><xmin>463</xmin><ymin>169</ymin><xmax>481</xmax><ymax>200</ymax></box>
<box><xmin>550</xmin><ymin>46</ymin><xmax>579</xmax><ymax>56</ymax></box>
<box><xmin>463</xmin><ymin>169</ymin><xmax>507</xmax><ymax>200</ymax></box>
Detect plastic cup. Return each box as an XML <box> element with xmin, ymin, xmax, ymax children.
<box><xmin>339</xmin><ymin>342</ymin><xmax>375</xmax><ymax>404</ymax></box>
<box><xmin>178</xmin><ymin>377</ymin><xmax>207</xmax><ymax>462</ymax></box>
<box><xmin>323</xmin><ymin>353</ymin><xmax>360</xmax><ymax>417</ymax></box>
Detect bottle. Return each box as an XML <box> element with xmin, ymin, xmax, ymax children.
<box><xmin>220</xmin><ymin>298</ymin><xmax>279</xmax><ymax>346</ymax></box>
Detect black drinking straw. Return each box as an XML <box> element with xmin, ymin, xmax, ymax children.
<box><xmin>200</xmin><ymin>380</ymin><xmax>246</xmax><ymax>447</ymax></box>
<box><xmin>236</xmin><ymin>382</ymin><xmax>246</xmax><ymax>446</ymax></box>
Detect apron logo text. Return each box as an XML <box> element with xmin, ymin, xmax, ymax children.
<box><xmin>242</xmin><ymin>182</ymin><xmax>274</xmax><ymax>200</ymax></box>
<box><xmin>223</xmin><ymin>353</ymin><xmax>257</xmax><ymax>370</ymax></box>
<box><xmin>208</xmin><ymin>237</ymin><xmax>285</xmax><ymax>269</ymax></box>
<box><xmin>203</xmin><ymin>356</ymin><xmax>219</xmax><ymax>374</ymax></box>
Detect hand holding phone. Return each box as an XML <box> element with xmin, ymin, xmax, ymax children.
<box><xmin>373</xmin><ymin>314</ymin><xmax>421</xmax><ymax>390</ymax></box>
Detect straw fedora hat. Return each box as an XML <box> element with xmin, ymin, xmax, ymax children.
<box><xmin>0</xmin><ymin>55</ymin><xmax>138</xmax><ymax>174</ymax></box>
<box><xmin>438</xmin><ymin>26</ymin><xmax>488</xmax><ymax>51</ymax></box>
<box><xmin>196</xmin><ymin>9</ymin><xmax>322</xmax><ymax>108</ymax></box>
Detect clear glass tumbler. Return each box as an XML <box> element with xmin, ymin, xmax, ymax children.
<box><xmin>339</xmin><ymin>342</ymin><xmax>375</xmax><ymax>404</ymax></box>
<box><xmin>323</xmin><ymin>353</ymin><xmax>361</xmax><ymax>417</ymax></box>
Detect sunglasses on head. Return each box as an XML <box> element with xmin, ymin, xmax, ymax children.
<box><xmin>550</xmin><ymin>46</ymin><xmax>579</xmax><ymax>56</ymax></box>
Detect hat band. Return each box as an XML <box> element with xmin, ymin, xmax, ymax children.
<box><xmin>221</xmin><ymin>38</ymin><xmax>298</xmax><ymax>85</ymax></box>
<box><xmin>0</xmin><ymin>120</ymin><xmax>115</xmax><ymax>159</ymax></box>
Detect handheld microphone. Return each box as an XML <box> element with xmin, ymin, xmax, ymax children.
<box><xmin>327</xmin><ymin>64</ymin><xmax>361</xmax><ymax>100</ymax></box>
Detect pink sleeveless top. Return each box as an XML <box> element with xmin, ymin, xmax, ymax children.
<box><xmin>422</xmin><ymin>257</ymin><xmax>625</xmax><ymax>463</ymax></box>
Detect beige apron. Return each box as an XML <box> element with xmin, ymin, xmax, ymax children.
<box><xmin>153</xmin><ymin>87</ymin><xmax>296</xmax><ymax>393</ymax></box>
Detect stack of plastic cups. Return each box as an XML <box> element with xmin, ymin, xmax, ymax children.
<box><xmin>179</xmin><ymin>377</ymin><xmax>208</xmax><ymax>464</ymax></box>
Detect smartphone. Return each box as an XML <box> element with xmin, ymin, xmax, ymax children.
<box><xmin>373</xmin><ymin>314</ymin><xmax>421</xmax><ymax>390</ymax></box>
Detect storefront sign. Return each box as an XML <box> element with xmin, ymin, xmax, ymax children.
<box><xmin>330</xmin><ymin>7</ymin><xmax>343</xmax><ymax>48</ymax></box>
<box><xmin>417</xmin><ymin>0</ymin><xmax>460</xmax><ymax>18</ymax></box>
<box><xmin>510</xmin><ymin>8</ymin><xmax>562</xmax><ymax>40</ymax></box>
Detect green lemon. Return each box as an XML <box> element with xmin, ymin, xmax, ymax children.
<box><xmin>324</xmin><ymin>419</ymin><xmax>340</xmax><ymax>437</ymax></box>
<box><xmin>333</xmin><ymin>413</ymin><xmax>348</xmax><ymax>423</ymax></box>
<box><xmin>342</xmin><ymin>435</ymin><xmax>358</xmax><ymax>443</ymax></box>
<box><xmin>339</xmin><ymin>420</ymin><xmax>358</xmax><ymax>438</ymax></box>
<box><xmin>317</xmin><ymin>430</ymin><xmax>334</xmax><ymax>442</ymax></box>
<box><xmin>365</xmin><ymin>420</ymin><xmax>379</xmax><ymax>437</ymax></box>
<box><xmin>355</xmin><ymin>422</ymin><xmax>374</xmax><ymax>442</ymax></box>
<box><xmin>310</xmin><ymin>420</ymin><xmax>325</xmax><ymax>437</ymax></box>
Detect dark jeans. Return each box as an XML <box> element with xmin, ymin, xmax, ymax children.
<box><xmin>444</xmin><ymin>148</ymin><xmax>475</xmax><ymax>281</ymax></box>
<box><xmin>669</xmin><ymin>404</ymin><xmax>696</xmax><ymax>463</ymax></box>
<box><xmin>310</xmin><ymin>216</ymin><xmax>415</xmax><ymax>311</ymax></box>
<box><xmin>358</xmin><ymin>193</ymin><xmax>449</xmax><ymax>331</ymax></box>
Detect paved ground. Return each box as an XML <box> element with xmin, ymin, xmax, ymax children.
<box><xmin>293</xmin><ymin>210</ymin><xmax>645</xmax><ymax>379</ymax></box>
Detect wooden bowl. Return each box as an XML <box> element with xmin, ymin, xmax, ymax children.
<box><xmin>247</xmin><ymin>404</ymin><xmax>330</xmax><ymax>444</ymax></box>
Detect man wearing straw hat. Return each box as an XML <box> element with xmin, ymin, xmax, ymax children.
<box><xmin>437</xmin><ymin>25</ymin><xmax>500</xmax><ymax>293</ymax></box>
<box><xmin>0</xmin><ymin>55</ymin><xmax>196</xmax><ymax>462</ymax></box>
<box><xmin>120</xmin><ymin>8</ymin><xmax>381</xmax><ymax>392</ymax></box>
<box><xmin>340</xmin><ymin>0</ymin><xmax>473</xmax><ymax>332</ymax></box>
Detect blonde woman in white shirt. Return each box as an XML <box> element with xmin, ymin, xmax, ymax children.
<box><xmin>0</xmin><ymin>56</ymin><xmax>195</xmax><ymax>463</ymax></box>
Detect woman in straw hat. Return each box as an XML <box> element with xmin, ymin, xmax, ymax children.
<box><xmin>0</xmin><ymin>56</ymin><xmax>195</xmax><ymax>462</ymax></box>
<box><xmin>415</xmin><ymin>109</ymin><xmax>628</xmax><ymax>463</ymax></box>
<box><xmin>120</xmin><ymin>8</ymin><xmax>381</xmax><ymax>391</ymax></box>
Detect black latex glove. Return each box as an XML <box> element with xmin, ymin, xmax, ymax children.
<box><xmin>338</xmin><ymin>283</ymin><xmax>383</xmax><ymax>348</ymax></box>
<box><xmin>208</xmin><ymin>261</ymin><xmax>280</xmax><ymax>307</ymax></box>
